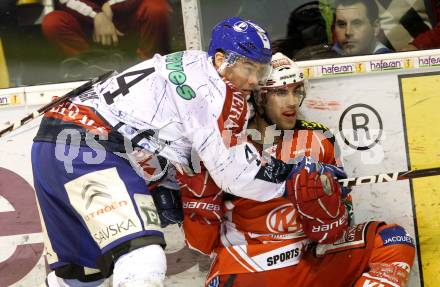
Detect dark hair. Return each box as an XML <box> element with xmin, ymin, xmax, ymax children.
<box><xmin>334</xmin><ymin>0</ymin><xmax>379</xmax><ymax>23</ymax></box>
<box><xmin>272</xmin><ymin>1</ymin><xmax>328</xmax><ymax>59</ymax></box>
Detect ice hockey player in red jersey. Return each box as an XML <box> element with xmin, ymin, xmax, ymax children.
<box><xmin>179</xmin><ymin>53</ymin><xmax>415</xmax><ymax>287</ymax></box>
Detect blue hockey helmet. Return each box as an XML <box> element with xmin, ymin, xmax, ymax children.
<box><xmin>208</xmin><ymin>17</ymin><xmax>272</xmax><ymax>64</ymax></box>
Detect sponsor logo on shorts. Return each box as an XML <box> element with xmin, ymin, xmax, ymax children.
<box><xmin>134</xmin><ymin>194</ymin><xmax>162</xmax><ymax>230</ymax></box>
<box><xmin>85</xmin><ymin>200</ymin><xmax>128</xmax><ymax>221</ymax></box>
<box><xmin>65</xmin><ymin>168</ymin><xmax>144</xmax><ymax>248</ymax></box>
<box><xmin>140</xmin><ymin>207</ymin><xmax>160</xmax><ymax>226</ymax></box>
<box><xmin>379</xmin><ymin>226</ymin><xmax>414</xmax><ymax>247</ymax></box>
<box><xmin>93</xmin><ymin>218</ymin><xmax>137</xmax><ymax>245</ymax></box>
<box><xmin>81</xmin><ymin>180</ymin><xmax>112</xmax><ymax>209</ymax></box>
<box><xmin>266</xmin><ymin>247</ymin><xmax>300</xmax><ymax>266</ymax></box>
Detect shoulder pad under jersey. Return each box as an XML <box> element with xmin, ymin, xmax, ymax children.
<box><xmin>295</xmin><ymin>119</ymin><xmax>329</xmax><ymax>131</ymax></box>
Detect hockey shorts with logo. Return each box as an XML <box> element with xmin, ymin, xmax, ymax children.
<box><xmin>31</xmin><ymin>142</ymin><xmax>165</xmax><ymax>281</ymax></box>
<box><xmin>206</xmin><ymin>221</ymin><xmax>415</xmax><ymax>287</ymax></box>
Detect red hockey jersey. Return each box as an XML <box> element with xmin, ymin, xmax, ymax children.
<box><xmin>182</xmin><ymin>120</ymin><xmax>344</xmax><ymax>277</ymax></box>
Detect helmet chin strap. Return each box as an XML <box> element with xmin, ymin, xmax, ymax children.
<box><xmin>217</xmin><ymin>61</ymin><xmax>228</xmax><ymax>75</ymax></box>
<box><xmin>218</xmin><ymin>52</ymin><xmax>240</xmax><ymax>75</ymax></box>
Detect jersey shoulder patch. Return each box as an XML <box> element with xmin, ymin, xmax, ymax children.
<box><xmin>295</xmin><ymin>119</ymin><xmax>329</xmax><ymax>132</ymax></box>
<box><xmin>379</xmin><ymin>225</ymin><xmax>414</xmax><ymax>247</ymax></box>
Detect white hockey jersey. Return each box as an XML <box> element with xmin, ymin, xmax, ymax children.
<box><xmin>35</xmin><ymin>50</ymin><xmax>290</xmax><ymax>201</ymax></box>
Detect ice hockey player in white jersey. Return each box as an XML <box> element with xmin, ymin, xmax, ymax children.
<box><xmin>31</xmin><ymin>17</ymin><xmax>304</xmax><ymax>287</ymax></box>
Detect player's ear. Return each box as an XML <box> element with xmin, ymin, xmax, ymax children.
<box><xmin>214</xmin><ymin>51</ymin><xmax>226</xmax><ymax>70</ymax></box>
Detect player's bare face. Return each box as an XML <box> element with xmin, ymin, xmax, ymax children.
<box><xmin>264</xmin><ymin>83</ymin><xmax>304</xmax><ymax>130</ymax></box>
<box><xmin>334</xmin><ymin>3</ymin><xmax>378</xmax><ymax>56</ymax></box>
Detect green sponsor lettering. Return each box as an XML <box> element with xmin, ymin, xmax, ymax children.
<box><xmin>169</xmin><ymin>71</ymin><xmax>186</xmax><ymax>85</ymax></box>
<box><xmin>166</xmin><ymin>51</ymin><xmax>183</xmax><ymax>62</ymax></box>
<box><xmin>166</xmin><ymin>61</ymin><xmax>183</xmax><ymax>71</ymax></box>
<box><xmin>164</xmin><ymin>51</ymin><xmax>196</xmax><ymax>100</ymax></box>
<box><xmin>177</xmin><ymin>85</ymin><xmax>196</xmax><ymax>100</ymax></box>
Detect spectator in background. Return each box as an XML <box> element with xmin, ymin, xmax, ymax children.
<box><xmin>272</xmin><ymin>1</ymin><xmax>335</xmax><ymax>60</ymax></box>
<box><xmin>401</xmin><ymin>0</ymin><xmax>440</xmax><ymax>50</ymax></box>
<box><xmin>332</xmin><ymin>0</ymin><xmax>393</xmax><ymax>56</ymax></box>
<box><xmin>42</xmin><ymin>0</ymin><xmax>172</xmax><ymax>79</ymax></box>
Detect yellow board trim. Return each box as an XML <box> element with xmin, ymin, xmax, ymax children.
<box><xmin>17</xmin><ymin>0</ymin><xmax>41</xmax><ymax>5</ymax></box>
<box><xmin>0</xmin><ymin>38</ymin><xmax>10</xmax><ymax>88</ymax></box>
<box><xmin>401</xmin><ymin>73</ymin><xmax>440</xmax><ymax>287</ymax></box>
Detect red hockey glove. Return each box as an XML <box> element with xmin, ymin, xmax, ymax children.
<box><xmin>178</xmin><ymin>171</ymin><xmax>224</xmax><ymax>225</ymax></box>
<box><xmin>178</xmin><ymin>171</ymin><xmax>222</xmax><ymax>255</ymax></box>
<box><xmin>287</xmin><ymin>169</ymin><xmax>348</xmax><ymax>243</ymax></box>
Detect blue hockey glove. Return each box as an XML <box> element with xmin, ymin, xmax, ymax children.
<box><xmin>150</xmin><ymin>186</ymin><xmax>183</xmax><ymax>228</ymax></box>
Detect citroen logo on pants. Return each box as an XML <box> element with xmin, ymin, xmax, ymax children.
<box><xmin>81</xmin><ymin>180</ymin><xmax>112</xmax><ymax>209</ymax></box>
